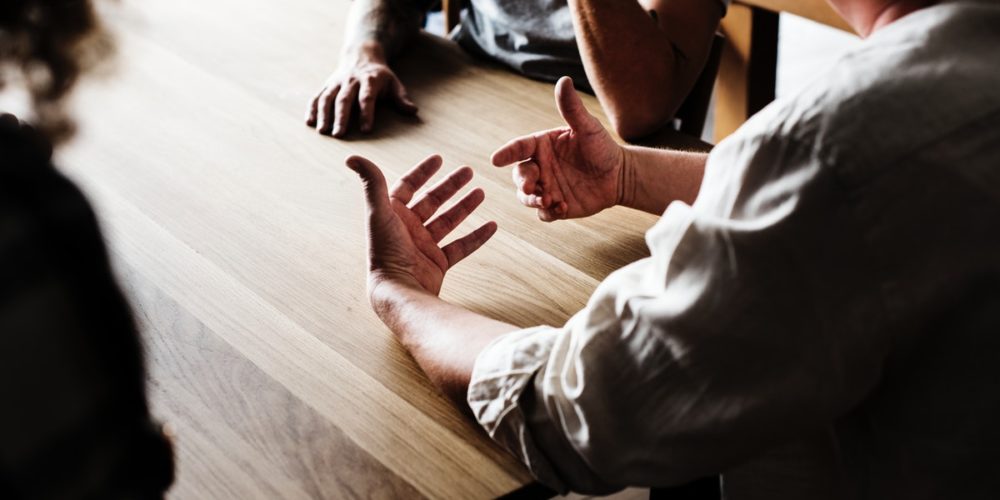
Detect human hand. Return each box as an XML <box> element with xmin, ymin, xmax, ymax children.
<box><xmin>490</xmin><ymin>77</ymin><xmax>626</xmax><ymax>221</ymax></box>
<box><xmin>346</xmin><ymin>154</ymin><xmax>497</xmax><ymax>298</ymax></box>
<box><xmin>306</xmin><ymin>43</ymin><xmax>418</xmax><ymax>137</ymax></box>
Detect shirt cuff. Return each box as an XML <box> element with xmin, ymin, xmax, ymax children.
<box><xmin>467</xmin><ymin>325</ymin><xmax>568</xmax><ymax>494</ymax></box>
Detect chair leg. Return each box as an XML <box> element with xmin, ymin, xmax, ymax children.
<box><xmin>442</xmin><ymin>0</ymin><xmax>462</xmax><ymax>34</ymax></box>
<box><xmin>713</xmin><ymin>3</ymin><xmax>779</xmax><ymax>143</ymax></box>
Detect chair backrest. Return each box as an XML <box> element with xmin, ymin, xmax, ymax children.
<box><xmin>443</xmin><ymin>0</ymin><xmax>461</xmax><ymax>34</ymax></box>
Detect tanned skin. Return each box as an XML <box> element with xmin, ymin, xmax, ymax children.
<box><xmin>306</xmin><ymin>0</ymin><xmax>722</xmax><ymax>140</ymax></box>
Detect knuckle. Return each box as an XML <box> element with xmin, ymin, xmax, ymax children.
<box><xmin>425</xmin><ymin>190</ymin><xmax>443</xmax><ymax>206</ymax></box>
<box><xmin>437</xmin><ymin>213</ymin><xmax>456</xmax><ymax>230</ymax></box>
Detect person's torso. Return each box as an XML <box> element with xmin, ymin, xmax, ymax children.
<box><xmin>453</xmin><ymin>0</ymin><xmax>588</xmax><ymax>87</ymax></box>
<box><xmin>0</xmin><ymin>124</ymin><xmax>174</xmax><ymax>497</ymax></box>
<box><xmin>714</xmin><ymin>2</ymin><xmax>1000</xmax><ymax>497</ymax></box>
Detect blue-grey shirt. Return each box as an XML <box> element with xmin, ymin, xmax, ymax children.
<box><xmin>452</xmin><ymin>0</ymin><xmax>730</xmax><ymax>89</ymax></box>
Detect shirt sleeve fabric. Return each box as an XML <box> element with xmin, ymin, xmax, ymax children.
<box><xmin>468</xmin><ymin>118</ymin><xmax>893</xmax><ymax>494</ymax></box>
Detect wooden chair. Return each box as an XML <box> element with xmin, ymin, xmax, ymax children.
<box><xmin>442</xmin><ymin>0</ymin><xmax>461</xmax><ymax>33</ymax></box>
<box><xmin>714</xmin><ymin>0</ymin><xmax>854</xmax><ymax>141</ymax></box>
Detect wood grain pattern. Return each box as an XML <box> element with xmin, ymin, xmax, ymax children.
<box><xmin>57</xmin><ymin>0</ymin><xmax>661</xmax><ymax>497</ymax></box>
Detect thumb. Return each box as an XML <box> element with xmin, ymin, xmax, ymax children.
<box><xmin>345</xmin><ymin>155</ymin><xmax>392</xmax><ymax>219</ymax></box>
<box><xmin>555</xmin><ymin>76</ymin><xmax>601</xmax><ymax>134</ymax></box>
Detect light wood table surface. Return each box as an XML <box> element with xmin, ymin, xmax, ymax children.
<box><xmin>58</xmin><ymin>0</ymin><xmax>661</xmax><ymax>498</ymax></box>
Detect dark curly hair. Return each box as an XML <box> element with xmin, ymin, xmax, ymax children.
<box><xmin>0</xmin><ymin>0</ymin><xmax>114</xmax><ymax>142</ymax></box>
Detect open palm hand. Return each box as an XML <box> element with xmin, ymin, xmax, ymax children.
<box><xmin>346</xmin><ymin>155</ymin><xmax>496</xmax><ymax>297</ymax></box>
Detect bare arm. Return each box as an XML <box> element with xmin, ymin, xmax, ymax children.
<box><xmin>306</xmin><ymin>0</ymin><xmax>433</xmax><ymax>137</ymax></box>
<box><xmin>370</xmin><ymin>279</ymin><xmax>518</xmax><ymax>407</ymax></box>
<box><xmin>620</xmin><ymin>145</ymin><xmax>707</xmax><ymax>215</ymax></box>
<box><xmin>344</xmin><ymin>154</ymin><xmax>512</xmax><ymax>409</ymax></box>
<box><xmin>568</xmin><ymin>0</ymin><xmax>723</xmax><ymax>141</ymax></box>
<box><xmin>341</xmin><ymin>0</ymin><xmax>430</xmax><ymax>59</ymax></box>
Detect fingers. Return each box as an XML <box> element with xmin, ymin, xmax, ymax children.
<box><xmin>491</xmin><ymin>134</ymin><xmax>539</xmax><ymax>167</ymax></box>
<box><xmin>516</xmin><ymin>189</ymin><xmax>549</xmax><ymax>210</ymax></box>
<box><xmin>332</xmin><ymin>81</ymin><xmax>360</xmax><ymax>137</ymax></box>
<box><xmin>536</xmin><ymin>201</ymin><xmax>567</xmax><ymax>223</ymax></box>
<box><xmin>345</xmin><ymin>155</ymin><xmax>392</xmax><ymax>220</ymax></box>
<box><xmin>305</xmin><ymin>92</ymin><xmax>320</xmax><ymax>127</ymax></box>
<box><xmin>389</xmin><ymin>154</ymin><xmax>443</xmax><ymax>204</ymax></box>
<box><xmin>513</xmin><ymin>159</ymin><xmax>540</xmax><ymax>195</ymax></box>
<box><xmin>555</xmin><ymin>76</ymin><xmax>601</xmax><ymax>134</ymax></box>
<box><xmin>512</xmin><ymin>159</ymin><xmax>549</xmax><ymax>209</ymax></box>
<box><xmin>312</xmin><ymin>73</ymin><xmax>416</xmax><ymax>137</ymax></box>
<box><xmin>425</xmin><ymin>188</ymin><xmax>485</xmax><ymax>243</ymax></box>
<box><xmin>358</xmin><ymin>77</ymin><xmax>384</xmax><ymax>133</ymax></box>
<box><xmin>442</xmin><ymin>221</ymin><xmax>498</xmax><ymax>267</ymax></box>
<box><xmin>512</xmin><ymin>157</ymin><xmax>564</xmax><ymax>220</ymax></box>
<box><xmin>316</xmin><ymin>84</ymin><xmax>340</xmax><ymax>134</ymax></box>
<box><xmin>390</xmin><ymin>77</ymin><xmax>419</xmax><ymax>115</ymax></box>
<box><xmin>409</xmin><ymin>166</ymin><xmax>474</xmax><ymax>222</ymax></box>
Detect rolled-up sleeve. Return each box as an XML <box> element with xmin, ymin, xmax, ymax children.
<box><xmin>468</xmin><ymin>126</ymin><xmax>892</xmax><ymax>494</ymax></box>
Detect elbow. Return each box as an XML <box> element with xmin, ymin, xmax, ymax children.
<box><xmin>607</xmin><ymin>99</ymin><xmax>678</xmax><ymax>142</ymax></box>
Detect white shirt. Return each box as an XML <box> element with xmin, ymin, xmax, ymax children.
<box><xmin>467</xmin><ymin>2</ymin><xmax>1000</xmax><ymax>497</ymax></box>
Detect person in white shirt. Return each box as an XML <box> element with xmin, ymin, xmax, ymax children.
<box><xmin>344</xmin><ymin>0</ymin><xmax>1000</xmax><ymax>496</ymax></box>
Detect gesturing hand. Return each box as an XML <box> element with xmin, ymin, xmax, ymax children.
<box><xmin>307</xmin><ymin>47</ymin><xmax>418</xmax><ymax>137</ymax></box>
<box><xmin>490</xmin><ymin>76</ymin><xmax>626</xmax><ymax>222</ymax></box>
<box><xmin>346</xmin><ymin>154</ymin><xmax>497</xmax><ymax>297</ymax></box>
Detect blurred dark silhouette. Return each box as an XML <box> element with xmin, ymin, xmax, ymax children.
<box><xmin>1</xmin><ymin>1</ymin><xmax>174</xmax><ymax>498</ymax></box>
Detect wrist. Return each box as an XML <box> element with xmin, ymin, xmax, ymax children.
<box><xmin>367</xmin><ymin>271</ymin><xmax>428</xmax><ymax>322</ymax></box>
<box><xmin>344</xmin><ymin>40</ymin><xmax>388</xmax><ymax>66</ymax></box>
<box><xmin>616</xmin><ymin>146</ymin><xmax>637</xmax><ymax>209</ymax></box>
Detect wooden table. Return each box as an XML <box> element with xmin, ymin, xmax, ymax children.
<box><xmin>59</xmin><ymin>0</ymin><xmax>660</xmax><ymax>498</ymax></box>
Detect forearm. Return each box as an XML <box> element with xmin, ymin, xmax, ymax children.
<box><xmin>567</xmin><ymin>0</ymin><xmax>720</xmax><ymax>140</ymax></box>
<box><xmin>619</xmin><ymin>145</ymin><xmax>707</xmax><ymax>215</ymax></box>
<box><xmin>341</xmin><ymin>0</ymin><xmax>430</xmax><ymax>63</ymax></box>
<box><xmin>370</xmin><ymin>278</ymin><xmax>519</xmax><ymax>408</ymax></box>
<box><xmin>568</xmin><ymin>0</ymin><xmax>683</xmax><ymax>140</ymax></box>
